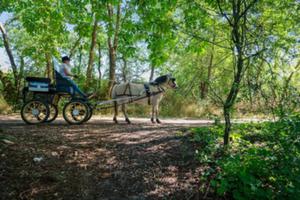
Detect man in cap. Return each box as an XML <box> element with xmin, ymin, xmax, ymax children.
<box><xmin>59</xmin><ymin>56</ymin><xmax>91</xmax><ymax>99</ymax></box>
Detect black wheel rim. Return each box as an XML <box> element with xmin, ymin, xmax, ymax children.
<box><xmin>84</xmin><ymin>106</ymin><xmax>93</xmax><ymax>122</ymax></box>
<box><xmin>46</xmin><ymin>104</ymin><xmax>58</xmax><ymax>122</ymax></box>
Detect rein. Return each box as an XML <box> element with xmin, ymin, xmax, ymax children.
<box><xmin>93</xmin><ymin>90</ymin><xmax>164</xmax><ymax>110</ymax></box>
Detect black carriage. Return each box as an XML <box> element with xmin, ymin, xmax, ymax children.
<box><xmin>21</xmin><ymin>71</ymin><xmax>93</xmax><ymax>125</ymax></box>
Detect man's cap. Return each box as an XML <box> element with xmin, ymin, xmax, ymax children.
<box><xmin>62</xmin><ymin>56</ymin><xmax>71</xmax><ymax>62</ymax></box>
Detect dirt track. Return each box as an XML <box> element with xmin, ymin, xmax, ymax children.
<box><xmin>0</xmin><ymin>115</ymin><xmax>212</xmax><ymax>200</ymax></box>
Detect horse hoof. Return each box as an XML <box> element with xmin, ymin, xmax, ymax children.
<box><xmin>113</xmin><ymin>118</ymin><xmax>118</xmax><ymax>124</ymax></box>
<box><xmin>126</xmin><ymin>118</ymin><xmax>131</xmax><ymax>124</ymax></box>
<box><xmin>156</xmin><ymin>119</ymin><xmax>161</xmax><ymax>123</ymax></box>
<box><xmin>151</xmin><ymin>118</ymin><xmax>155</xmax><ymax>123</ymax></box>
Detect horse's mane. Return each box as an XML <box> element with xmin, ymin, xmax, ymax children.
<box><xmin>152</xmin><ymin>75</ymin><xmax>169</xmax><ymax>85</ymax></box>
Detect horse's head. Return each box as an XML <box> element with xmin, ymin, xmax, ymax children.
<box><xmin>153</xmin><ymin>74</ymin><xmax>178</xmax><ymax>89</ymax></box>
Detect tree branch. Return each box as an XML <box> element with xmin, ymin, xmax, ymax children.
<box><xmin>4</xmin><ymin>16</ymin><xmax>19</xmax><ymax>26</ymax></box>
<box><xmin>107</xmin><ymin>2</ymin><xmax>113</xmax><ymax>50</ymax></box>
<box><xmin>216</xmin><ymin>0</ymin><xmax>233</xmax><ymax>26</ymax></box>
<box><xmin>69</xmin><ymin>36</ymin><xmax>82</xmax><ymax>59</ymax></box>
<box><xmin>184</xmin><ymin>30</ymin><xmax>231</xmax><ymax>50</ymax></box>
<box><xmin>243</xmin><ymin>48</ymin><xmax>267</xmax><ymax>60</ymax></box>
<box><xmin>238</xmin><ymin>0</ymin><xmax>258</xmax><ymax>20</ymax></box>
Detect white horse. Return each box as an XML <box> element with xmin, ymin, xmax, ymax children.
<box><xmin>111</xmin><ymin>74</ymin><xmax>177</xmax><ymax>124</ymax></box>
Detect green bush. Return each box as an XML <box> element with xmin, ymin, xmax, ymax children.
<box><xmin>0</xmin><ymin>95</ymin><xmax>11</xmax><ymax>114</ymax></box>
<box><xmin>192</xmin><ymin>115</ymin><xmax>300</xmax><ymax>199</ymax></box>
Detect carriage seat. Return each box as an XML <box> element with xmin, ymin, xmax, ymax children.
<box><xmin>26</xmin><ymin>77</ymin><xmax>51</xmax><ymax>83</ymax></box>
<box><xmin>54</xmin><ymin>70</ymin><xmax>75</xmax><ymax>95</ymax></box>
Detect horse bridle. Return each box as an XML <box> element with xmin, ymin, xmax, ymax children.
<box><xmin>157</xmin><ymin>85</ymin><xmax>165</xmax><ymax>93</ymax></box>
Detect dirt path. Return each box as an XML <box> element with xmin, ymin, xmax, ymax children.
<box><xmin>0</xmin><ymin>115</ymin><xmax>212</xmax><ymax>200</ymax></box>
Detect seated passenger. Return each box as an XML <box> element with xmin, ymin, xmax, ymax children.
<box><xmin>59</xmin><ymin>56</ymin><xmax>87</xmax><ymax>98</ymax></box>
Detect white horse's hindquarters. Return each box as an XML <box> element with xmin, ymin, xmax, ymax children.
<box><xmin>112</xmin><ymin>83</ymin><xmax>145</xmax><ymax>98</ymax></box>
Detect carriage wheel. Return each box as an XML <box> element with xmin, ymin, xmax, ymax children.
<box><xmin>63</xmin><ymin>100</ymin><xmax>89</xmax><ymax>124</ymax></box>
<box><xmin>46</xmin><ymin>104</ymin><xmax>58</xmax><ymax>123</ymax></box>
<box><xmin>21</xmin><ymin>100</ymin><xmax>50</xmax><ymax>124</ymax></box>
<box><xmin>84</xmin><ymin>105</ymin><xmax>93</xmax><ymax>122</ymax></box>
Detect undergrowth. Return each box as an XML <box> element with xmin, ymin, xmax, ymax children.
<box><xmin>191</xmin><ymin>114</ymin><xmax>300</xmax><ymax>199</ymax></box>
<box><xmin>0</xmin><ymin>95</ymin><xmax>11</xmax><ymax>114</ymax></box>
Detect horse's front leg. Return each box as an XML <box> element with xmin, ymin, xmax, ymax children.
<box><xmin>155</xmin><ymin>104</ymin><xmax>161</xmax><ymax>123</ymax></box>
<box><xmin>151</xmin><ymin>103</ymin><xmax>155</xmax><ymax>123</ymax></box>
<box><xmin>122</xmin><ymin>104</ymin><xmax>131</xmax><ymax>124</ymax></box>
<box><xmin>113</xmin><ymin>101</ymin><xmax>119</xmax><ymax>124</ymax></box>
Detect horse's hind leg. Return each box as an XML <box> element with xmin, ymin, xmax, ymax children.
<box><xmin>113</xmin><ymin>101</ymin><xmax>119</xmax><ymax>123</ymax></box>
<box><xmin>155</xmin><ymin>104</ymin><xmax>161</xmax><ymax>123</ymax></box>
<box><xmin>151</xmin><ymin>104</ymin><xmax>155</xmax><ymax>123</ymax></box>
<box><xmin>122</xmin><ymin>104</ymin><xmax>131</xmax><ymax>124</ymax></box>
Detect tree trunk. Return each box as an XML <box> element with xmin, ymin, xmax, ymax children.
<box><xmin>45</xmin><ymin>53</ymin><xmax>53</xmax><ymax>81</ymax></box>
<box><xmin>246</xmin><ymin>71</ymin><xmax>253</xmax><ymax>107</ymax></box>
<box><xmin>108</xmin><ymin>47</ymin><xmax>116</xmax><ymax>96</ymax></box>
<box><xmin>200</xmin><ymin>38</ymin><xmax>215</xmax><ymax>99</ymax></box>
<box><xmin>223</xmin><ymin>107</ymin><xmax>231</xmax><ymax>145</ymax></box>
<box><xmin>149</xmin><ymin>65</ymin><xmax>155</xmax><ymax>81</ymax></box>
<box><xmin>218</xmin><ymin>0</ymin><xmax>256</xmax><ymax>145</ymax></box>
<box><xmin>86</xmin><ymin>19</ymin><xmax>98</xmax><ymax>89</ymax></box>
<box><xmin>200</xmin><ymin>82</ymin><xmax>206</xmax><ymax>99</ymax></box>
<box><xmin>16</xmin><ymin>55</ymin><xmax>25</xmax><ymax>98</ymax></box>
<box><xmin>122</xmin><ymin>57</ymin><xmax>127</xmax><ymax>82</ymax></box>
<box><xmin>0</xmin><ymin>22</ymin><xmax>18</xmax><ymax>88</ymax></box>
<box><xmin>206</xmin><ymin>47</ymin><xmax>214</xmax><ymax>94</ymax></box>
<box><xmin>107</xmin><ymin>2</ymin><xmax>121</xmax><ymax>97</ymax></box>
<box><xmin>97</xmin><ymin>42</ymin><xmax>102</xmax><ymax>92</ymax></box>
<box><xmin>77</xmin><ymin>45</ymin><xmax>83</xmax><ymax>74</ymax></box>
<box><xmin>223</xmin><ymin>52</ymin><xmax>244</xmax><ymax>145</ymax></box>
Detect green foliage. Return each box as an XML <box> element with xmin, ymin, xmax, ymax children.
<box><xmin>0</xmin><ymin>0</ymin><xmax>299</xmax><ymax>120</ymax></box>
<box><xmin>191</xmin><ymin>126</ymin><xmax>222</xmax><ymax>163</ymax></box>
<box><xmin>192</xmin><ymin>116</ymin><xmax>300</xmax><ymax>199</ymax></box>
<box><xmin>0</xmin><ymin>94</ymin><xmax>11</xmax><ymax>114</ymax></box>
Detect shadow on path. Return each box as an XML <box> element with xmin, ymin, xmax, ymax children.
<box><xmin>0</xmin><ymin>116</ymin><xmax>210</xmax><ymax>200</ymax></box>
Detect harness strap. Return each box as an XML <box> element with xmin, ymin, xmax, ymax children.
<box><xmin>144</xmin><ymin>83</ymin><xmax>151</xmax><ymax>105</ymax></box>
<box><xmin>123</xmin><ymin>83</ymin><xmax>132</xmax><ymax>96</ymax></box>
<box><xmin>115</xmin><ymin>83</ymin><xmax>165</xmax><ymax>105</ymax></box>
<box><xmin>158</xmin><ymin>85</ymin><xmax>165</xmax><ymax>93</ymax></box>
